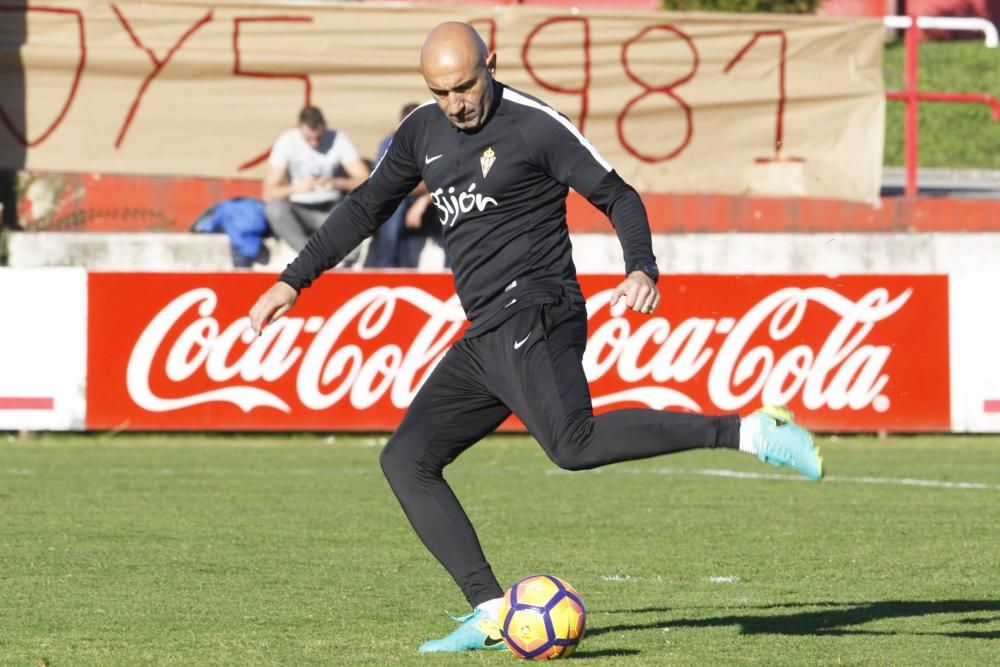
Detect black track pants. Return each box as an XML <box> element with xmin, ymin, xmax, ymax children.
<box><xmin>379</xmin><ymin>297</ymin><xmax>741</xmax><ymax>608</ymax></box>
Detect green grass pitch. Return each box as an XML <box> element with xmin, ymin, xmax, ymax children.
<box><xmin>2</xmin><ymin>432</ymin><xmax>999</xmax><ymax>665</ymax></box>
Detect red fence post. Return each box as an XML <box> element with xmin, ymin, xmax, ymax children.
<box><xmin>903</xmin><ymin>12</ymin><xmax>919</xmax><ymax>197</ymax></box>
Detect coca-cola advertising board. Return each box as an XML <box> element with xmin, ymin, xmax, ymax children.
<box><xmin>86</xmin><ymin>272</ymin><xmax>950</xmax><ymax>432</ymax></box>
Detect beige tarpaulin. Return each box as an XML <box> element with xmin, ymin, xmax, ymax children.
<box><xmin>0</xmin><ymin>1</ymin><xmax>884</xmax><ymax>201</ymax></box>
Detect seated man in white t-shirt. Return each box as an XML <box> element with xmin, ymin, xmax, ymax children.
<box><xmin>262</xmin><ymin>106</ymin><xmax>370</xmax><ymax>253</ymax></box>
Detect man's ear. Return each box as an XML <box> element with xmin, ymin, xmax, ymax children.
<box><xmin>486</xmin><ymin>51</ymin><xmax>497</xmax><ymax>76</ymax></box>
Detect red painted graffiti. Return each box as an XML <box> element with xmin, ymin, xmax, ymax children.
<box><xmin>111</xmin><ymin>4</ymin><xmax>213</xmax><ymax>149</ymax></box>
<box><xmin>468</xmin><ymin>17</ymin><xmax>497</xmax><ymax>55</ymax></box>
<box><xmin>233</xmin><ymin>16</ymin><xmax>314</xmax><ymax>171</ymax></box>
<box><xmin>724</xmin><ymin>30</ymin><xmax>803</xmax><ymax>164</ymax></box>
<box><xmin>2</xmin><ymin>6</ymin><xmax>815</xmax><ymax>174</ymax></box>
<box><xmin>0</xmin><ymin>6</ymin><xmax>86</xmax><ymax>147</ymax></box>
<box><xmin>617</xmin><ymin>24</ymin><xmax>698</xmax><ymax>163</ymax></box>
<box><xmin>521</xmin><ymin>17</ymin><xmax>591</xmax><ymax>133</ymax></box>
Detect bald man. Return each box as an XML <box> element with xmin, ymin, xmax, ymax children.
<box><xmin>249</xmin><ymin>22</ymin><xmax>823</xmax><ymax>653</ymax></box>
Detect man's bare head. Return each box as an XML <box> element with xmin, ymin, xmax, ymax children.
<box><xmin>420</xmin><ymin>22</ymin><xmax>496</xmax><ymax>131</ymax></box>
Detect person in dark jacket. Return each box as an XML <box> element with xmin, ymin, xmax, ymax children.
<box><xmin>248</xmin><ymin>21</ymin><xmax>823</xmax><ymax>654</ymax></box>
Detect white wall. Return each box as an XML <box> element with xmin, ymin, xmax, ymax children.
<box><xmin>0</xmin><ymin>268</ymin><xmax>87</xmax><ymax>430</ymax></box>
<box><xmin>949</xmin><ymin>273</ymin><xmax>1000</xmax><ymax>432</ymax></box>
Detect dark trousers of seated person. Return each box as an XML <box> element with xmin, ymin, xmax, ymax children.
<box><xmin>265</xmin><ymin>199</ymin><xmax>336</xmax><ymax>253</ymax></box>
<box><xmin>365</xmin><ymin>199</ymin><xmax>450</xmax><ymax>270</ymax></box>
<box><xmin>364</xmin><ymin>198</ymin><xmax>435</xmax><ymax>269</ymax></box>
<box><xmin>0</xmin><ymin>170</ymin><xmax>19</xmax><ymax>230</ymax></box>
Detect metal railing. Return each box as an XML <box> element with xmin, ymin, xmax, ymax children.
<box><xmin>883</xmin><ymin>15</ymin><xmax>1000</xmax><ymax>196</ymax></box>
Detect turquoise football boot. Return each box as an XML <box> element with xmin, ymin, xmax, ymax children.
<box><xmin>746</xmin><ymin>406</ymin><xmax>824</xmax><ymax>481</ymax></box>
<box><xmin>418</xmin><ymin>608</ymin><xmax>507</xmax><ymax>653</ymax></box>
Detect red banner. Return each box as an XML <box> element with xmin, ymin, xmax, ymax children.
<box><xmin>86</xmin><ymin>272</ymin><xmax>950</xmax><ymax>432</ymax></box>
<box><xmin>4</xmin><ymin>2</ymin><xmax>884</xmax><ymax>201</ymax></box>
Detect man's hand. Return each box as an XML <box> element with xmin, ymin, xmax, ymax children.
<box><xmin>249</xmin><ymin>281</ymin><xmax>299</xmax><ymax>335</ymax></box>
<box><xmin>610</xmin><ymin>271</ymin><xmax>659</xmax><ymax>315</ymax></box>
<box><xmin>292</xmin><ymin>177</ymin><xmax>319</xmax><ymax>194</ymax></box>
<box><xmin>405</xmin><ymin>193</ymin><xmax>432</xmax><ymax>230</ymax></box>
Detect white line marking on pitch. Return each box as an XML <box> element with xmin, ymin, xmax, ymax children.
<box><xmin>549</xmin><ymin>467</ymin><xmax>1000</xmax><ymax>490</ymax></box>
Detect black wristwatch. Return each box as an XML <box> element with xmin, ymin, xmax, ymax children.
<box><xmin>629</xmin><ymin>260</ymin><xmax>659</xmax><ymax>284</ymax></box>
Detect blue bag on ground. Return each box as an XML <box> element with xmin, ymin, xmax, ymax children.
<box><xmin>191</xmin><ymin>197</ymin><xmax>269</xmax><ymax>267</ymax></box>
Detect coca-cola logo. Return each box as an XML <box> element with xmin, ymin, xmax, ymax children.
<box><xmin>127</xmin><ymin>286</ymin><xmax>466</xmax><ymax>413</ymax></box>
<box><xmin>584</xmin><ymin>286</ymin><xmax>909</xmax><ymax>413</ymax></box>
<box><xmin>125</xmin><ymin>284</ymin><xmax>911</xmax><ymax>415</ymax></box>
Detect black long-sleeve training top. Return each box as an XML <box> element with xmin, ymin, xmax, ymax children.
<box><xmin>279</xmin><ymin>79</ymin><xmax>656</xmax><ymax>337</ymax></box>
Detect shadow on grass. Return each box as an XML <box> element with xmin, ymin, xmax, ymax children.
<box><xmin>571</xmin><ymin>648</ymin><xmax>641</xmax><ymax>659</ymax></box>
<box><xmin>590</xmin><ymin>600</ymin><xmax>1000</xmax><ymax>640</ymax></box>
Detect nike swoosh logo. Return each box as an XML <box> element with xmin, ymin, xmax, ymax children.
<box><xmin>483</xmin><ymin>636</ymin><xmax>504</xmax><ymax>647</ymax></box>
<box><xmin>424</xmin><ymin>154</ymin><xmax>443</xmax><ymax>164</ymax></box>
<box><xmin>514</xmin><ymin>332</ymin><xmax>531</xmax><ymax>350</ymax></box>
<box><xmin>503</xmin><ymin>298</ymin><xmax>517</xmax><ymax>309</ymax></box>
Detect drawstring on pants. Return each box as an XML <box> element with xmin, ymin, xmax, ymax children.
<box><xmin>538</xmin><ymin>304</ymin><xmax>550</xmax><ymax>341</ymax></box>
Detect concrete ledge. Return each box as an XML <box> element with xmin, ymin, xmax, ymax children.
<box><xmin>571</xmin><ymin>232</ymin><xmax>1000</xmax><ymax>274</ymax></box>
<box><xmin>6</xmin><ymin>232</ymin><xmax>395</xmax><ymax>272</ymax></box>
<box><xmin>7</xmin><ymin>231</ymin><xmax>236</xmax><ymax>270</ymax></box>
<box><xmin>9</xmin><ymin>230</ymin><xmax>1000</xmax><ymax>275</ymax></box>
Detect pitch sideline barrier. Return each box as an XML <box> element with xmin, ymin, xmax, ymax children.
<box><xmin>1</xmin><ymin>268</ymin><xmax>998</xmax><ymax>433</ymax></box>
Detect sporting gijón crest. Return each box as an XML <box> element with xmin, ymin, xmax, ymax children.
<box><xmin>480</xmin><ymin>147</ymin><xmax>496</xmax><ymax>178</ymax></box>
